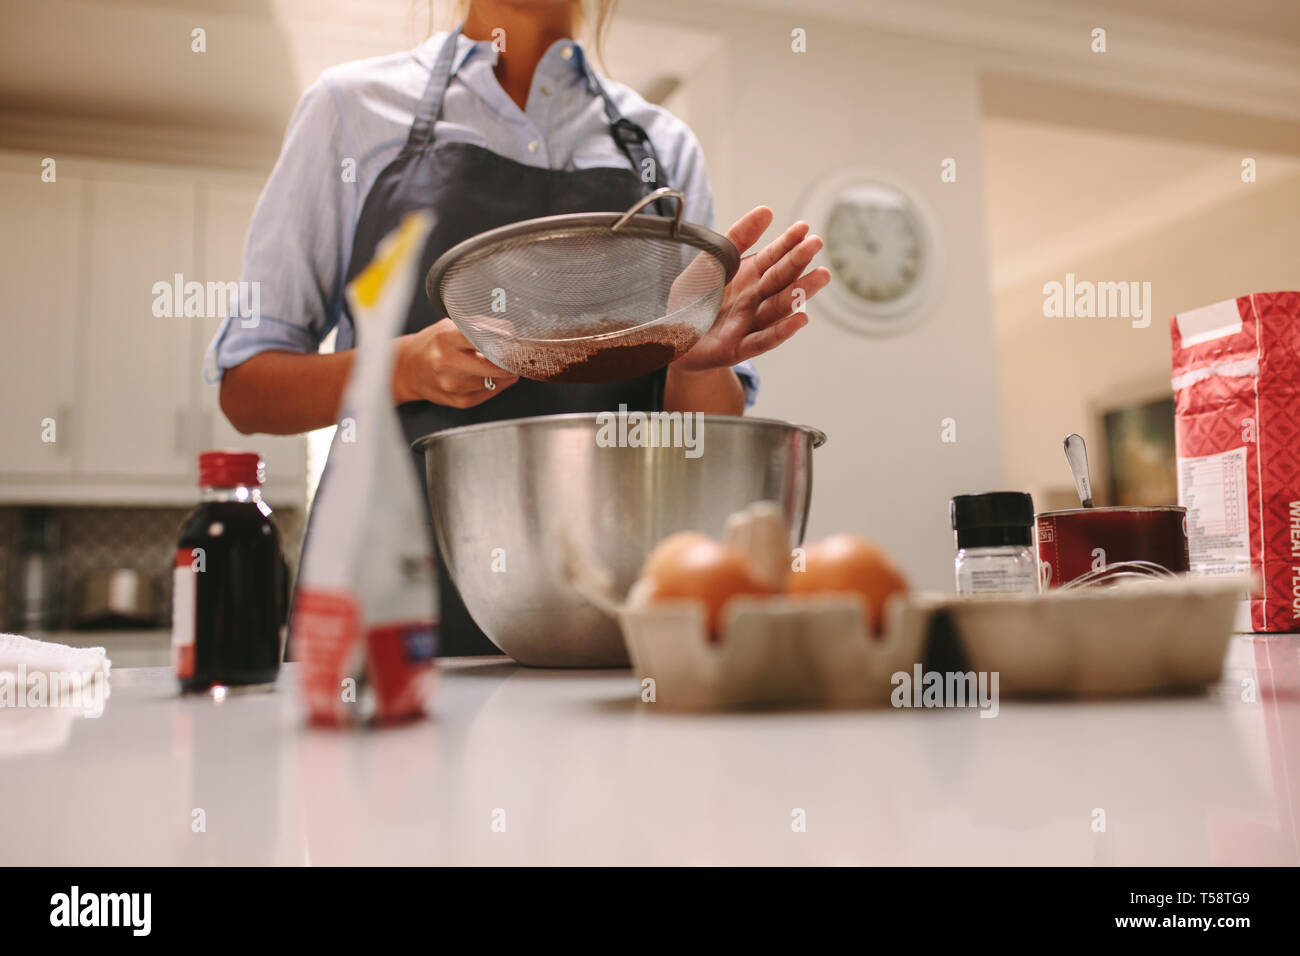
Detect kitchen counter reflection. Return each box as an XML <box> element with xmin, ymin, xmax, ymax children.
<box><xmin>1</xmin><ymin>634</ymin><xmax>1296</xmax><ymax>865</ymax></box>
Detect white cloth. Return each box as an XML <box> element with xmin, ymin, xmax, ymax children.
<box><xmin>0</xmin><ymin>633</ymin><xmax>112</xmax><ymax>727</ymax></box>
<box><xmin>0</xmin><ymin>632</ymin><xmax>112</xmax><ymax>677</ymax></box>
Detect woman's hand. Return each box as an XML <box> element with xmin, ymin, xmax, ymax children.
<box><xmin>673</xmin><ymin>207</ymin><xmax>830</xmax><ymax>372</ymax></box>
<box><xmin>393</xmin><ymin>318</ymin><xmax>519</xmax><ymax>408</ymax></box>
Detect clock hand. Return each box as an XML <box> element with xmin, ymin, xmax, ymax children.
<box><xmin>852</xmin><ymin>209</ymin><xmax>878</xmax><ymax>255</ymax></box>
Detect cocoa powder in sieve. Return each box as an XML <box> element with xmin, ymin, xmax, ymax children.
<box><xmin>510</xmin><ymin>323</ymin><xmax>700</xmax><ymax>384</ymax></box>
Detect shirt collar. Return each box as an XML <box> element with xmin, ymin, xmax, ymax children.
<box><xmin>417</xmin><ymin>31</ymin><xmax>598</xmax><ymax>94</ymax></box>
<box><xmin>539</xmin><ymin>38</ymin><xmax>600</xmax><ymax>95</ymax></box>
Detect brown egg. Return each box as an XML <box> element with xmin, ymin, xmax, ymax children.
<box><xmin>639</xmin><ymin>531</ymin><xmax>717</xmax><ymax>585</ymax></box>
<box><xmin>636</xmin><ymin>531</ymin><xmax>774</xmax><ymax>640</ymax></box>
<box><xmin>787</xmin><ymin>534</ymin><xmax>909</xmax><ymax>636</ymax></box>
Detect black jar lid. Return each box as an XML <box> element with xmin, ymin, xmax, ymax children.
<box><xmin>950</xmin><ymin>492</ymin><xmax>1035</xmax><ymax>548</ymax></box>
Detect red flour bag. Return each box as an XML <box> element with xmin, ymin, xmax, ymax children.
<box><xmin>1170</xmin><ymin>291</ymin><xmax>1300</xmax><ymax>632</ymax></box>
<box><xmin>292</xmin><ymin>213</ymin><xmax>439</xmax><ymax>723</ymax></box>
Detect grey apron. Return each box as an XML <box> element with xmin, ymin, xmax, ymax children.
<box><xmin>331</xmin><ymin>27</ymin><xmax>672</xmax><ymax>656</ymax></box>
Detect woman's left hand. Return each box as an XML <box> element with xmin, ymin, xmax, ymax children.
<box><xmin>673</xmin><ymin>207</ymin><xmax>830</xmax><ymax>372</ymax></box>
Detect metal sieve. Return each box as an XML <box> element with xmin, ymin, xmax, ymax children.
<box><xmin>424</xmin><ymin>188</ymin><xmax>740</xmax><ymax>384</ymax></box>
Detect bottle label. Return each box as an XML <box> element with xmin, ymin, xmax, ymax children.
<box><xmin>172</xmin><ymin>549</ymin><xmax>197</xmax><ymax>678</ymax></box>
<box><xmin>957</xmin><ymin>562</ymin><xmax>1039</xmax><ymax>595</ymax></box>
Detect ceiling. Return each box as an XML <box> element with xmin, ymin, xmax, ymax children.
<box><xmin>1043</xmin><ymin>0</ymin><xmax>1300</xmax><ymax>46</ymax></box>
<box><xmin>4</xmin><ymin>0</ymin><xmax>1297</xmax><ymax>139</ymax></box>
<box><xmin>720</xmin><ymin>0</ymin><xmax>1300</xmax><ymax>48</ymax></box>
<box><xmin>0</xmin><ymin>0</ymin><xmax>722</xmax><ymax>141</ymax></box>
<box><xmin>981</xmin><ymin>116</ymin><xmax>1300</xmax><ymax>292</ymax></box>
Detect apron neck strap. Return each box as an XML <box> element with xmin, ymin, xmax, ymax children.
<box><xmin>407</xmin><ymin>26</ymin><xmax>463</xmax><ymax>150</ymax></box>
<box><xmin>588</xmin><ymin>70</ymin><xmax>672</xmax><ymax>212</ymax></box>
<box><xmin>408</xmin><ymin>26</ymin><xmax>673</xmax><ymax>213</ymax></box>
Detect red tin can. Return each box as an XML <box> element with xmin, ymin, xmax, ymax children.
<box><xmin>1035</xmin><ymin>506</ymin><xmax>1189</xmax><ymax>589</ymax></box>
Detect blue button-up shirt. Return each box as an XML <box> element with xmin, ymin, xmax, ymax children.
<box><xmin>206</xmin><ymin>32</ymin><xmax>758</xmax><ymax>405</ymax></box>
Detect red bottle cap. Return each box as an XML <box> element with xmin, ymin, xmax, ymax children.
<box><xmin>198</xmin><ymin>451</ymin><xmax>263</xmax><ymax>488</ymax></box>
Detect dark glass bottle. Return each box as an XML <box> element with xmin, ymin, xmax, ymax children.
<box><xmin>173</xmin><ymin>451</ymin><xmax>287</xmax><ymax>692</ymax></box>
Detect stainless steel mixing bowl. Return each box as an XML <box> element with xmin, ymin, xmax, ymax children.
<box><xmin>415</xmin><ymin>412</ymin><xmax>826</xmax><ymax>667</ymax></box>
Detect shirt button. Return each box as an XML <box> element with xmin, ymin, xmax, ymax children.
<box><xmin>540</xmin><ymin>85</ymin><xmax>552</xmax><ymax>96</ymax></box>
<box><xmin>527</xmin><ymin>140</ymin><xmax>539</xmax><ymax>153</ymax></box>
<box><xmin>560</xmin><ymin>46</ymin><xmax>573</xmax><ymax>60</ymax></box>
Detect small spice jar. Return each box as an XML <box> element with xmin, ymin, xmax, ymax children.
<box><xmin>172</xmin><ymin>451</ymin><xmax>287</xmax><ymax>692</ymax></box>
<box><xmin>950</xmin><ymin>492</ymin><xmax>1039</xmax><ymax>596</ymax></box>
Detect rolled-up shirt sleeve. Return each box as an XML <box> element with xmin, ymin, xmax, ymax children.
<box><xmin>205</xmin><ymin>74</ymin><xmax>353</xmax><ymax>381</ymax></box>
<box><xmin>731</xmin><ymin>360</ymin><xmax>760</xmax><ymax>407</ymax></box>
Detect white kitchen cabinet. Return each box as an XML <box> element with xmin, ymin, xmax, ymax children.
<box><xmin>195</xmin><ymin>183</ymin><xmax>307</xmax><ymax>505</ymax></box>
<box><xmin>80</xmin><ymin>176</ymin><xmax>197</xmax><ymax>481</ymax></box>
<box><xmin>0</xmin><ymin>162</ymin><xmax>83</xmax><ymax>476</ymax></box>
<box><xmin>0</xmin><ymin>153</ymin><xmax>306</xmax><ymax>505</ymax></box>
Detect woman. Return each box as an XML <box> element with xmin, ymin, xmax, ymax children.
<box><xmin>210</xmin><ymin>0</ymin><xmax>830</xmax><ymax>655</ymax></box>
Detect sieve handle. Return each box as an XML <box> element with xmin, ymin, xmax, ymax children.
<box><xmin>612</xmin><ymin>187</ymin><xmax>684</xmax><ymax>236</ymax></box>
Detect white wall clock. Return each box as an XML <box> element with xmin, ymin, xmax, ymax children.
<box><xmin>800</xmin><ymin>166</ymin><xmax>945</xmax><ymax>336</ymax></box>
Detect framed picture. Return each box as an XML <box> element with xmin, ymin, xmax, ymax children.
<box><xmin>1095</xmin><ymin>390</ymin><xmax>1178</xmax><ymax>507</ymax></box>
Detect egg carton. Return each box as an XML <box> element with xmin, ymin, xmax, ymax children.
<box><xmin>616</xmin><ymin>576</ymin><xmax>1249</xmax><ymax>711</ymax></box>
<box><xmin>621</xmin><ymin>594</ymin><xmax>917</xmax><ymax>710</ymax></box>
<box><xmin>893</xmin><ymin>574</ymin><xmax>1248</xmax><ymax>699</ymax></box>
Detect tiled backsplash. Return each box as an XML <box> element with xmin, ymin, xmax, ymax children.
<box><xmin>0</xmin><ymin>505</ymin><xmax>305</xmax><ymax>632</ymax></box>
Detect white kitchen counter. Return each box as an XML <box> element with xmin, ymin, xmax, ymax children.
<box><xmin>1</xmin><ymin>634</ymin><xmax>1297</xmax><ymax>866</ymax></box>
